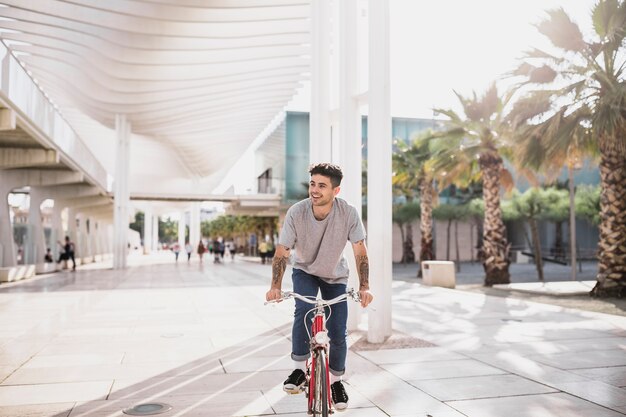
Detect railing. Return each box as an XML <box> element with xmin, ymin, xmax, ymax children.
<box><xmin>0</xmin><ymin>43</ymin><xmax>110</xmax><ymax>192</ymax></box>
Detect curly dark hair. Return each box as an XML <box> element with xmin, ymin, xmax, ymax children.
<box><xmin>309</xmin><ymin>163</ymin><xmax>343</xmax><ymax>188</ymax></box>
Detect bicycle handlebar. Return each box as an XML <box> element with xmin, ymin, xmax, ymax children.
<box><xmin>265</xmin><ymin>288</ymin><xmax>361</xmax><ymax>306</ymax></box>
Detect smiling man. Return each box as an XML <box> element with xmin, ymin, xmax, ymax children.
<box><xmin>266</xmin><ymin>162</ymin><xmax>373</xmax><ymax>411</ymax></box>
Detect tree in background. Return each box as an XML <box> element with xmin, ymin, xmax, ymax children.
<box><xmin>432</xmin><ymin>203</ymin><xmax>468</xmax><ymax>272</ymax></box>
<box><xmin>159</xmin><ymin>217</ymin><xmax>179</xmax><ymax>244</ymax></box>
<box><xmin>466</xmin><ymin>198</ymin><xmax>485</xmax><ymax>262</ymax></box>
<box><xmin>392</xmin><ymin>202</ymin><xmax>420</xmax><ymax>263</ymax></box>
<box><xmin>129</xmin><ymin>211</ymin><xmax>144</xmax><ymax>240</ymax></box>
<box><xmin>202</xmin><ymin>215</ymin><xmax>279</xmax><ymax>254</ymax></box>
<box><xmin>509</xmin><ymin>187</ymin><xmax>569</xmax><ymax>282</ymax></box>
<box><xmin>576</xmin><ymin>184</ymin><xmax>601</xmax><ymax>226</ymax></box>
<box><xmin>510</xmin><ymin>1</ymin><xmax>626</xmax><ymax>296</ymax></box>
<box><xmin>392</xmin><ymin>133</ymin><xmax>436</xmax><ymax>271</ymax></box>
<box><xmin>431</xmin><ymin>84</ymin><xmax>517</xmax><ymax>285</ymax></box>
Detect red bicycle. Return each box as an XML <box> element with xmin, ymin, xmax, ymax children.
<box><xmin>266</xmin><ymin>289</ymin><xmax>361</xmax><ymax>417</ymax></box>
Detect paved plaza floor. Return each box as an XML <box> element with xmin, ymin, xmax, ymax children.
<box><xmin>0</xmin><ymin>252</ymin><xmax>624</xmax><ymax>417</ymax></box>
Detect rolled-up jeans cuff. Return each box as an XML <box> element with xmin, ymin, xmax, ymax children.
<box><xmin>291</xmin><ymin>352</ymin><xmax>310</xmax><ymax>362</ymax></box>
<box><xmin>329</xmin><ymin>367</ymin><xmax>345</xmax><ymax>376</ymax></box>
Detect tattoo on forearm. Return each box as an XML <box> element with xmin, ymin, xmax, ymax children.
<box><xmin>272</xmin><ymin>256</ymin><xmax>287</xmax><ymax>287</ymax></box>
<box><xmin>355</xmin><ymin>255</ymin><xmax>369</xmax><ymax>289</ymax></box>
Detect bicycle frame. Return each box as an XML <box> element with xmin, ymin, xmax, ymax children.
<box><xmin>266</xmin><ymin>289</ymin><xmax>360</xmax><ymax>417</ymax></box>
<box><xmin>308</xmin><ymin>305</ymin><xmax>332</xmax><ymax>414</ymax></box>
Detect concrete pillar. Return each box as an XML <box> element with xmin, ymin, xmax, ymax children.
<box><xmin>51</xmin><ymin>202</ymin><xmax>63</xmax><ymax>259</ymax></box>
<box><xmin>152</xmin><ymin>214</ymin><xmax>159</xmax><ymax>251</ymax></box>
<box><xmin>190</xmin><ymin>202</ymin><xmax>201</xmax><ymax>249</ymax></box>
<box><xmin>143</xmin><ymin>207</ymin><xmax>153</xmax><ymax>254</ymax></box>
<box><xmin>178</xmin><ymin>210</ymin><xmax>186</xmax><ymax>250</ymax></box>
<box><xmin>310</xmin><ymin>0</ymin><xmax>332</xmax><ymax>163</ymax></box>
<box><xmin>26</xmin><ymin>187</ymin><xmax>46</xmax><ymax>265</ymax></box>
<box><xmin>67</xmin><ymin>207</ymin><xmax>77</xmax><ymax>252</ymax></box>
<box><xmin>340</xmin><ymin>0</ymin><xmax>364</xmax><ymax>331</ymax></box>
<box><xmin>113</xmin><ymin>114</ymin><xmax>131</xmax><ymax>269</ymax></box>
<box><xmin>367</xmin><ymin>0</ymin><xmax>392</xmax><ymax>343</ymax></box>
<box><xmin>74</xmin><ymin>214</ymin><xmax>82</xmax><ymax>262</ymax></box>
<box><xmin>91</xmin><ymin>220</ymin><xmax>100</xmax><ymax>259</ymax></box>
<box><xmin>78</xmin><ymin>213</ymin><xmax>93</xmax><ymax>264</ymax></box>
<box><xmin>91</xmin><ymin>218</ymin><xmax>98</xmax><ymax>259</ymax></box>
<box><xmin>0</xmin><ymin>181</ymin><xmax>16</xmax><ymax>267</ymax></box>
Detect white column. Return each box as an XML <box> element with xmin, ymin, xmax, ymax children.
<box><xmin>0</xmin><ymin>180</ymin><xmax>16</xmax><ymax>267</ymax></box>
<box><xmin>113</xmin><ymin>114</ymin><xmax>131</xmax><ymax>269</ymax></box>
<box><xmin>152</xmin><ymin>215</ymin><xmax>159</xmax><ymax>251</ymax></box>
<box><xmin>143</xmin><ymin>207</ymin><xmax>153</xmax><ymax>254</ymax></box>
<box><xmin>340</xmin><ymin>0</ymin><xmax>364</xmax><ymax>331</ymax></box>
<box><xmin>190</xmin><ymin>202</ymin><xmax>201</xmax><ymax>248</ymax></box>
<box><xmin>367</xmin><ymin>0</ymin><xmax>392</xmax><ymax>343</ymax></box>
<box><xmin>26</xmin><ymin>187</ymin><xmax>46</xmax><ymax>265</ymax></box>
<box><xmin>178</xmin><ymin>210</ymin><xmax>186</xmax><ymax>249</ymax></box>
<box><xmin>77</xmin><ymin>214</ymin><xmax>89</xmax><ymax>263</ymax></box>
<box><xmin>91</xmin><ymin>220</ymin><xmax>101</xmax><ymax>259</ymax></box>
<box><xmin>67</xmin><ymin>207</ymin><xmax>77</xmax><ymax>247</ymax></box>
<box><xmin>310</xmin><ymin>0</ymin><xmax>332</xmax><ymax>163</ymax></box>
<box><xmin>51</xmin><ymin>202</ymin><xmax>63</xmax><ymax>259</ymax></box>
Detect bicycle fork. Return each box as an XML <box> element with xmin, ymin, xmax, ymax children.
<box><xmin>307</xmin><ymin>310</ymin><xmax>332</xmax><ymax>415</ymax></box>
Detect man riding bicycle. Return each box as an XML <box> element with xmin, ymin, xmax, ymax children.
<box><xmin>265</xmin><ymin>163</ymin><xmax>373</xmax><ymax>411</ymax></box>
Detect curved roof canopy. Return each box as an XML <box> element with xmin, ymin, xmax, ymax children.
<box><xmin>0</xmin><ymin>0</ymin><xmax>310</xmax><ymax>189</ymax></box>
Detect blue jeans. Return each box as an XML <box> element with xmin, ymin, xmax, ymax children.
<box><xmin>291</xmin><ymin>268</ymin><xmax>348</xmax><ymax>376</ymax></box>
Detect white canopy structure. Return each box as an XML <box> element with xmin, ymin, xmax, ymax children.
<box><xmin>0</xmin><ymin>0</ymin><xmax>310</xmax><ymax>193</ymax></box>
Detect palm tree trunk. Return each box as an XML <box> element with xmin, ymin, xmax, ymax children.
<box><xmin>529</xmin><ymin>218</ymin><xmax>544</xmax><ymax>282</ymax></box>
<box><xmin>405</xmin><ymin>223</ymin><xmax>415</xmax><ymax>263</ymax></box>
<box><xmin>398</xmin><ymin>223</ymin><xmax>406</xmax><ymax>263</ymax></box>
<box><xmin>418</xmin><ymin>177</ymin><xmax>435</xmax><ymax>277</ymax></box>
<box><xmin>591</xmin><ymin>142</ymin><xmax>626</xmax><ymax>297</ymax></box>
<box><xmin>479</xmin><ymin>153</ymin><xmax>511</xmax><ymax>285</ymax></box>
<box><xmin>474</xmin><ymin>215</ymin><xmax>484</xmax><ymax>262</ymax></box>
<box><xmin>455</xmin><ymin>220</ymin><xmax>460</xmax><ymax>272</ymax></box>
<box><xmin>554</xmin><ymin>221</ymin><xmax>564</xmax><ymax>261</ymax></box>
<box><xmin>470</xmin><ymin>223</ymin><xmax>474</xmax><ymax>262</ymax></box>
<box><xmin>446</xmin><ymin>218</ymin><xmax>452</xmax><ymax>261</ymax></box>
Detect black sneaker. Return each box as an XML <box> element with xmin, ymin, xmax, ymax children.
<box><xmin>283</xmin><ymin>369</ymin><xmax>306</xmax><ymax>394</ymax></box>
<box><xmin>331</xmin><ymin>381</ymin><xmax>349</xmax><ymax>410</ymax></box>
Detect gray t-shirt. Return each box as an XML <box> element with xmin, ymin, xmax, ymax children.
<box><xmin>278</xmin><ymin>197</ymin><xmax>366</xmax><ymax>284</ymax></box>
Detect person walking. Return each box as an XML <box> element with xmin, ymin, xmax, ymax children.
<box><xmin>172</xmin><ymin>242</ymin><xmax>180</xmax><ymax>262</ymax></box>
<box><xmin>56</xmin><ymin>235</ymin><xmax>76</xmax><ymax>271</ymax></box>
<box><xmin>258</xmin><ymin>240</ymin><xmax>269</xmax><ymax>264</ymax></box>
<box><xmin>185</xmin><ymin>241</ymin><xmax>193</xmax><ymax>262</ymax></box>
<box><xmin>265</xmin><ymin>163</ymin><xmax>373</xmax><ymax>411</ymax></box>
<box><xmin>197</xmin><ymin>239</ymin><xmax>206</xmax><ymax>263</ymax></box>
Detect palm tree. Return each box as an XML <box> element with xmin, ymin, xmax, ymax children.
<box><xmin>392</xmin><ymin>202</ymin><xmax>421</xmax><ymax>263</ymax></box>
<box><xmin>392</xmin><ymin>134</ymin><xmax>436</xmax><ymax>276</ymax></box>
<box><xmin>510</xmin><ymin>187</ymin><xmax>569</xmax><ymax>282</ymax></box>
<box><xmin>510</xmin><ymin>1</ymin><xmax>626</xmax><ymax>296</ymax></box>
<box><xmin>431</xmin><ymin>84</ymin><xmax>516</xmax><ymax>285</ymax></box>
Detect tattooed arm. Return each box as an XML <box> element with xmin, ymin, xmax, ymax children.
<box><xmin>265</xmin><ymin>244</ymin><xmax>291</xmax><ymax>302</ymax></box>
<box><xmin>352</xmin><ymin>239</ymin><xmax>374</xmax><ymax>307</ymax></box>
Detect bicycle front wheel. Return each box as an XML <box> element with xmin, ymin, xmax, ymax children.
<box><xmin>312</xmin><ymin>349</ymin><xmax>329</xmax><ymax>417</ymax></box>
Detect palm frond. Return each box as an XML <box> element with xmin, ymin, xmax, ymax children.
<box><xmin>592</xmin><ymin>0</ymin><xmax>626</xmax><ymax>45</ymax></box>
<box><xmin>538</xmin><ymin>8</ymin><xmax>586</xmax><ymax>52</ymax></box>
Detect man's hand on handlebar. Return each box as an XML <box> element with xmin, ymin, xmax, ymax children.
<box><xmin>266</xmin><ymin>288</ymin><xmax>282</xmax><ymax>303</ymax></box>
<box><xmin>358</xmin><ymin>289</ymin><xmax>373</xmax><ymax>308</ymax></box>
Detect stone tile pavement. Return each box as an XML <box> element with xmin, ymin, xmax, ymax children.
<box><xmin>0</xmin><ymin>251</ymin><xmax>624</xmax><ymax>416</ymax></box>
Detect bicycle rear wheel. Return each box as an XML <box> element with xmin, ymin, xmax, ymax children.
<box><xmin>311</xmin><ymin>349</ymin><xmax>329</xmax><ymax>417</ymax></box>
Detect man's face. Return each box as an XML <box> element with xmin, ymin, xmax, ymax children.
<box><xmin>309</xmin><ymin>174</ymin><xmax>340</xmax><ymax>207</ymax></box>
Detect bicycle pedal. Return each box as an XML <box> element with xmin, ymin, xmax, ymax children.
<box><xmin>283</xmin><ymin>386</ymin><xmax>304</xmax><ymax>395</ymax></box>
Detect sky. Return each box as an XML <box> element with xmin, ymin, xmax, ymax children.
<box><xmin>288</xmin><ymin>0</ymin><xmax>598</xmax><ymax>120</ymax></box>
<box><xmin>389</xmin><ymin>0</ymin><xmax>598</xmax><ymax>119</ymax></box>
